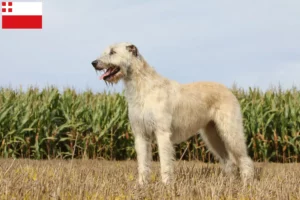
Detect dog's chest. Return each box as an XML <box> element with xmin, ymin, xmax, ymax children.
<box><xmin>128</xmin><ymin>104</ymin><xmax>157</xmax><ymax>135</ymax></box>
<box><xmin>125</xmin><ymin>86</ymin><xmax>174</xmax><ymax>135</ymax></box>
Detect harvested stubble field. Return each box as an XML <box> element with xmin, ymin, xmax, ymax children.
<box><xmin>0</xmin><ymin>159</ymin><xmax>299</xmax><ymax>200</ymax></box>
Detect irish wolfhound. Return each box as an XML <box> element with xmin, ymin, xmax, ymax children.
<box><xmin>91</xmin><ymin>42</ymin><xmax>254</xmax><ymax>185</ymax></box>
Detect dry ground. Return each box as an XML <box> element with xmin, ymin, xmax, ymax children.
<box><xmin>0</xmin><ymin>159</ymin><xmax>299</xmax><ymax>200</ymax></box>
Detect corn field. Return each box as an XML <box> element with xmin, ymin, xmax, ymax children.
<box><xmin>0</xmin><ymin>86</ymin><xmax>299</xmax><ymax>162</ymax></box>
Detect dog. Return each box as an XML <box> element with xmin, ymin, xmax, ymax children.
<box><xmin>91</xmin><ymin>42</ymin><xmax>254</xmax><ymax>185</ymax></box>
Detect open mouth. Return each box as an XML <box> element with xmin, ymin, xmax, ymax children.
<box><xmin>98</xmin><ymin>66</ymin><xmax>121</xmax><ymax>81</ymax></box>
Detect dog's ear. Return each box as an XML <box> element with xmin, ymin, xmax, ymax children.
<box><xmin>126</xmin><ymin>44</ymin><xmax>138</xmax><ymax>57</ymax></box>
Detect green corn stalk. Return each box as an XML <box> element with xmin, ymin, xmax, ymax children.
<box><xmin>0</xmin><ymin>85</ymin><xmax>299</xmax><ymax>162</ymax></box>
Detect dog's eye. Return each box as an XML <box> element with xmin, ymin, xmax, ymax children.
<box><xmin>109</xmin><ymin>49</ymin><xmax>116</xmax><ymax>55</ymax></box>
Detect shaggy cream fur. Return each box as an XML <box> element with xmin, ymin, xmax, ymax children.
<box><xmin>91</xmin><ymin>42</ymin><xmax>254</xmax><ymax>185</ymax></box>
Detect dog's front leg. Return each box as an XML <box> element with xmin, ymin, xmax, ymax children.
<box><xmin>155</xmin><ymin>130</ymin><xmax>175</xmax><ymax>184</ymax></box>
<box><xmin>134</xmin><ymin>134</ymin><xmax>152</xmax><ymax>185</ymax></box>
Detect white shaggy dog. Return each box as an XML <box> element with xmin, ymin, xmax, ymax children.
<box><xmin>91</xmin><ymin>42</ymin><xmax>254</xmax><ymax>185</ymax></box>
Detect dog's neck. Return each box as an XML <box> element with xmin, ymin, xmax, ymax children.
<box><xmin>123</xmin><ymin>57</ymin><xmax>168</xmax><ymax>100</ymax></box>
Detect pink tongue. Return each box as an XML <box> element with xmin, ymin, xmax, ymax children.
<box><xmin>99</xmin><ymin>70</ymin><xmax>111</xmax><ymax>80</ymax></box>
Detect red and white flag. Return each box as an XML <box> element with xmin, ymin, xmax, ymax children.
<box><xmin>2</xmin><ymin>1</ymin><xmax>42</xmax><ymax>29</ymax></box>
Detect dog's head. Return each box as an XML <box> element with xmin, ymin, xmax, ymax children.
<box><xmin>91</xmin><ymin>42</ymin><xmax>140</xmax><ymax>83</ymax></box>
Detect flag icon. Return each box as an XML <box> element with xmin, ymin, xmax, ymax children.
<box><xmin>2</xmin><ymin>1</ymin><xmax>42</xmax><ymax>29</ymax></box>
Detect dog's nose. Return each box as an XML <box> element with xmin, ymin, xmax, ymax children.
<box><xmin>91</xmin><ymin>60</ymin><xmax>98</xmax><ymax>68</ymax></box>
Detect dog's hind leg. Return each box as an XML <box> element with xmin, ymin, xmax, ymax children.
<box><xmin>213</xmin><ymin>108</ymin><xmax>254</xmax><ymax>184</ymax></box>
<box><xmin>201</xmin><ymin>121</ymin><xmax>237</xmax><ymax>176</ymax></box>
